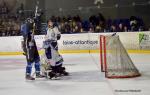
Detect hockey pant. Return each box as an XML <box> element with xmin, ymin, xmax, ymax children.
<box><xmin>25</xmin><ymin>41</ymin><xmax>41</xmax><ymax>75</ymax></box>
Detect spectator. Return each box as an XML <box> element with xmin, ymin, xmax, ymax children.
<box><xmin>124</xmin><ymin>26</ymin><xmax>128</xmax><ymax>32</ymax></box>
<box><xmin>6</xmin><ymin>20</ymin><xmax>11</xmax><ymax>36</ymax></box>
<box><xmin>117</xmin><ymin>23</ymin><xmax>124</xmax><ymax>32</ymax></box>
<box><xmin>13</xmin><ymin>22</ymin><xmax>20</xmax><ymax>36</ymax></box>
<box><xmin>1</xmin><ymin>2</ymin><xmax>9</xmax><ymax>19</ymax></box>
<box><xmin>59</xmin><ymin>22</ymin><xmax>65</xmax><ymax>33</ymax></box>
<box><xmin>89</xmin><ymin>23</ymin><xmax>94</xmax><ymax>33</ymax></box>
<box><xmin>82</xmin><ymin>21</ymin><xmax>90</xmax><ymax>31</ymax></box>
<box><xmin>89</xmin><ymin>15</ymin><xmax>97</xmax><ymax>26</ymax></box>
<box><xmin>95</xmin><ymin>24</ymin><xmax>102</xmax><ymax>32</ymax></box>
<box><xmin>97</xmin><ymin>13</ymin><xmax>106</xmax><ymax>30</ymax></box>
<box><xmin>64</xmin><ymin>22</ymin><xmax>71</xmax><ymax>34</ymax></box>
<box><xmin>130</xmin><ymin>16</ymin><xmax>139</xmax><ymax>31</ymax></box>
<box><xmin>110</xmin><ymin>25</ymin><xmax>117</xmax><ymax>32</ymax></box>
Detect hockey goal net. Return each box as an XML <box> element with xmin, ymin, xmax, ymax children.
<box><xmin>100</xmin><ymin>34</ymin><xmax>141</xmax><ymax>78</ymax></box>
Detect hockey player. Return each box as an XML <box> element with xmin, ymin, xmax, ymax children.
<box><xmin>43</xmin><ymin>19</ymin><xmax>68</xmax><ymax>79</ymax></box>
<box><xmin>21</xmin><ymin>18</ymin><xmax>44</xmax><ymax>80</ymax></box>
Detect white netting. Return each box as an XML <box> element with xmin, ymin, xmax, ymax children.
<box><xmin>101</xmin><ymin>34</ymin><xmax>140</xmax><ymax>78</ymax></box>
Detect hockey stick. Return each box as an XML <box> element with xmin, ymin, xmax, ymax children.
<box><xmin>32</xmin><ymin>1</ymin><xmax>39</xmax><ymax>35</ymax></box>
<box><xmin>30</xmin><ymin>1</ymin><xmax>40</xmax><ymax>78</ymax></box>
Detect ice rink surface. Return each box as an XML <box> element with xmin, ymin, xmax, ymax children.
<box><xmin>0</xmin><ymin>53</ymin><xmax>150</xmax><ymax>95</ymax></box>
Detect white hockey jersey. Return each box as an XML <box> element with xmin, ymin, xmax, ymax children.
<box><xmin>46</xmin><ymin>27</ymin><xmax>61</xmax><ymax>41</ymax></box>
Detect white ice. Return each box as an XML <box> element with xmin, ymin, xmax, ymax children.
<box><xmin>0</xmin><ymin>53</ymin><xmax>150</xmax><ymax>95</ymax></box>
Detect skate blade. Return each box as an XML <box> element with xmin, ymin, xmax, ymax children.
<box><xmin>25</xmin><ymin>78</ymin><xmax>35</xmax><ymax>81</ymax></box>
<box><xmin>50</xmin><ymin>76</ymin><xmax>61</xmax><ymax>80</ymax></box>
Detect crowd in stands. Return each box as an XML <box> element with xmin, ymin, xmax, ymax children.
<box><xmin>0</xmin><ymin>1</ymin><xmax>45</xmax><ymax>36</ymax></box>
<box><xmin>0</xmin><ymin>2</ymin><xmax>21</xmax><ymax>36</ymax></box>
<box><xmin>0</xmin><ymin>18</ymin><xmax>20</xmax><ymax>36</ymax></box>
<box><xmin>49</xmin><ymin>14</ymin><xmax>146</xmax><ymax>34</ymax></box>
<box><xmin>0</xmin><ymin>1</ymin><xmax>148</xmax><ymax>36</ymax></box>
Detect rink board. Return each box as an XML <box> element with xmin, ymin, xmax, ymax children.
<box><xmin>0</xmin><ymin>32</ymin><xmax>150</xmax><ymax>55</ymax></box>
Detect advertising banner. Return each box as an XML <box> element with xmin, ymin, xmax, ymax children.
<box><xmin>139</xmin><ymin>33</ymin><xmax>150</xmax><ymax>50</ymax></box>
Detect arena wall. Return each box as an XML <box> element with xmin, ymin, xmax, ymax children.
<box><xmin>0</xmin><ymin>32</ymin><xmax>150</xmax><ymax>55</ymax></box>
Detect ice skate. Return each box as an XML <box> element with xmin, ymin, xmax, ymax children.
<box><xmin>58</xmin><ymin>67</ymin><xmax>69</xmax><ymax>76</ymax></box>
<box><xmin>26</xmin><ymin>75</ymin><xmax>35</xmax><ymax>80</ymax></box>
<box><xmin>48</xmin><ymin>71</ymin><xmax>60</xmax><ymax>80</ymax></box>
<box><xmin>61</xmin><ymin>71</ymin><xmax>69</xmax><ymax>76</ymax></box>
<box><xmin>36</xmin><ymin>72</ymin><xmax>45</xmax><ymax>78</ymax></box>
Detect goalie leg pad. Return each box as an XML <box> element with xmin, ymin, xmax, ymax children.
<box><xmin>45</xmin><ymin>47</ymin><xmax>52</xmax><ymax>59</ymax></box>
